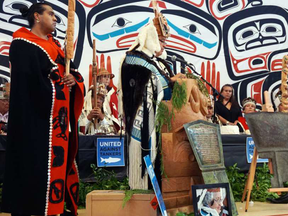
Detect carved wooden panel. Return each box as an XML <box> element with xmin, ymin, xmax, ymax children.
<box><xmin>161</xmin><ymin>79</ymin><xmax>207</xmax><ymax>215</ymax></box>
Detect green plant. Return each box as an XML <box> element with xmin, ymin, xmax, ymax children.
<box><xmin>226</xmin><ymin>163</ymin><xmax>247</xmax><ymax>201</ymax></box>
<box><xmin>78</xmin><ymin>164</ymin><xmax>129</xmax><ymax>208</ymax></box>
<box><xmin>172</xmin><ymin>81</ymin><xmax>187</xmax><ymax>112</ymax></box>
<box><xmin>226</xmin><ymin>163</ymin><xmax>279</xmax><ymax>202</ymax></box>
<box><xmin>122</xmin><ymin>189</ymin><xmax>153</xmax><ymax>208</ymax></box>
<box><xmin>78</xmin><ymin>181</ymin><xmax>96</xmax><ymax>209</ymax></box>
<box><xmin>155</xmin><ymin>81</ymin><xmax>187</xmax><ymax>177</ymax></box>
<box><xmin>186</xmin><ymin>74</ymin><xmax>209</xmax><ymax>97</ymax></box>
<box><xmin>251</xmin><ymin>163</ymin><xmax>279</xmax><ymax>201</ymax></box>
<box><xmin>90</xmin><ymin>164</ymin><xmax>129</xmax><ymax>190</ymax></box>
<box><xmin>155</xmin><ymin>101</ymin><xmax>172</xmax><ymax>177</ymax></box>
<box><xmin>156</xmin><ymin>101</ymin><xmax>173</xmax><ymax>134</ymax></box>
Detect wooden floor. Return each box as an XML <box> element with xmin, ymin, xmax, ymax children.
<box><xmin>237</xmin><ymin>202</ymin><xmax>288</xmax><ymax>216</ymax></box>
<box><xmin>0</xmin><ymin>202</ymin><xmax>287</xmax><ymax>216</ymax></box>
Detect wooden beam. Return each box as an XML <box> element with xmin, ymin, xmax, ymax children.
<box><xmin>268</xmin><ymin>188</ymin><xmax>288</xmax><ymax>193</ymax></box>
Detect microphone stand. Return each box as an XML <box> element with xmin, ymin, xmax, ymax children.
<box><xmin>170</xmin><ymin>56</ymin><xmax>222</xmax><ymax>123</ymax></box>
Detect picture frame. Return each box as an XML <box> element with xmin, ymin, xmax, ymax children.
<box><xmin>192</xmin><ymin>183</ymin><xmax>232</xmax><ymax>216</ymax></box>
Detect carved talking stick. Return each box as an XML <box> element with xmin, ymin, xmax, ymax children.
<box><xmin>65</xmin><ymin>0</ymin><xmax>75</xmax><ymax>75</ymax></box>
<box><xmin>92</xmin><ymin>40</ymin><xmax>99</xmax><ymax>129</ymax></box>
<box><xmin>281</xmin><ymin>55</ymin><xmax>288</xmax><ymax>112</ymax></box>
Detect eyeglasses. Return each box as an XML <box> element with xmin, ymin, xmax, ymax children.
<box><xmin>213</xmin><ymin>198</ymin><xmax>223</xmax><ymax>204</ymax></box>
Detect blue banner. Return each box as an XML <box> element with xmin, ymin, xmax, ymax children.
<box><xmin>97</xmin><ymin>137</ymin><xmax>125</xmax><ymax>167</ymax></box>
<box><xmin>246</xmin><ymin>137</ymin><xmax>268</xmax><ymax>163</ymax></box>
<box><xmin>144</xmin><ymin>155</ymin><xmax>168</xmax><ymax>216</ymax></box>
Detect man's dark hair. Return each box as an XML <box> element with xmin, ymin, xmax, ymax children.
<box><xmin>19</xmin><ymin>3</ymin><xmax>51</xmax><ymax>28</ymax></box>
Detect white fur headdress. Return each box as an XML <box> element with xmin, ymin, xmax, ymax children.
<box><xmin>128</xmin><ymin>22</ymin><xmax>161</xmax><ymax>57</ymax></box>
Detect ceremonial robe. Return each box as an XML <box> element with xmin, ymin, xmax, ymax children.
<box><xmin>1</xmin><ymin>27</ymin><xmax>84</xmax><ymax>215</ymax></box>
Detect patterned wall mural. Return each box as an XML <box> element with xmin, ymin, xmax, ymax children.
<box><xmin>1</xmin><ymin>0</ymin><xmax>287</xmax><ymax>109</ymax></box>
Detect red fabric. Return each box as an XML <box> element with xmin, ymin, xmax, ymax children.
<box><xmin>110</xmin><ymin>90</ymin><xmax>118</xmax><ymax>119</ymax></box>
<box><xmin>109</xmin><ymin>90</ymin><xmax>120</xmax><ymax>131</ymax></box>
<box><xmin>13</xmin><ymin>27</ymin><xmax>84</xmax><ymax>215</ymax></box>
<box><xmin>238</xmin><ymin>116</ymin><xmax>249</xmax><ymax>130</ymax></box>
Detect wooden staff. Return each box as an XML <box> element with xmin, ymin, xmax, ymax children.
<box><xmin>281</xmin><ymin>55</ymin><xmax>288</xmax><ymax>112</ymax></box>
<box><xmin>65</xmin><ymin>0</ymin><xmax>75</xmax><ymax>75</ymax></box>
<box><xmin>92</xmin><ymin>40</ymin><xmax>99</xmax><ymax>129</ymax></box>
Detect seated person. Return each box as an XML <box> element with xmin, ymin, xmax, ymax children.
<box><xmin>238</xmin><ymin>97</ymin><xmax>257</xmax><ymax>134</ymax></box>
<box><xmin>0</xmin><ymin>83</ymin><xmax>10</xmax><ymax>133</ymax></box>
<box><xmin>97</xmin><ymin>67</ymin><xmax>120</xmax><ymax>131</ymax></box>
<box><xmin>215</xmin><ymin>84</ymin><xmax>242</xmax><ymax>125</ymax></box>
<box><xmin>79</xmin><ymin>84</ymin><xmax>115</xmax><ymax>135</ymax></box>
<box><xmin>206</xmin><ymin>96</ymin><xmax>220</xmax><ymax>124</ymax></box>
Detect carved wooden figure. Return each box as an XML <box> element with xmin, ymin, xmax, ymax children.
<box><xmin>161</xmin><ymin>79</ymin><xmax>208</xmax><ymax>215</ymax></box>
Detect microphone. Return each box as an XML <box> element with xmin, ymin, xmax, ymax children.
<box><xmin>168</xmin><ymin>54</ymin><xmax>223</xmax><ymax>98</ymax></box>
<box><xmin>168</xmin><ymin>55</ymin><xmax>188</xmax><ymax>65</ymax></box>
<box><xmin>168</xmin><ymin>55</ymin><xmax>199</xmax><ymax>76</ymax></box>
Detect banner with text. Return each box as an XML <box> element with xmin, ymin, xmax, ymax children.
<box><xmin>97</xmin><ymin>137</ymin><xmax>125</xmax><ymax>167</ymax></box>
<box><xmin>246</xmin><ymin>137</ymin><xmax>268</xmax><ymax>163</ymax></box>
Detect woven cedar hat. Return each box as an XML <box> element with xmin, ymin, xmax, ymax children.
<box><xmin>97</xmin><ymin>67</ymin><xmax>115</xmax><ymax>79</ymax></box>
<box><xmin>242</xmin><ymin>97</ymin><xmax>256</xmax><ymax>109</ymax></box>
<box><xmin>152</xmin><ymin>0</ymin><xmax>170</xmax><ymax>38</ymax></box>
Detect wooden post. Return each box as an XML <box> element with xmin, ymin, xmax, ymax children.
<box><xmin>241</xmin><ymin>147</ymin><xmax>258</xmax><ymax>212</ymax></box>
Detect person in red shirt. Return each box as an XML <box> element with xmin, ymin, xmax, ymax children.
<box><xmin>238</xmin><ymin>97</ymin><xmax>257</xmax><ymax>133</ymax></box>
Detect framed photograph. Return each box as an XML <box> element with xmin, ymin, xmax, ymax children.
<box><xmin>192</xmin><ymin>183</ymin><xmax>232</xmax><ymax>216</ymax></box>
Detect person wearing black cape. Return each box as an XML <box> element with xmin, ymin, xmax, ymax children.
<box><xmin>1</xmin><ymin>3</ymin><xmax>84</xmax><ymax>216</ymax></box>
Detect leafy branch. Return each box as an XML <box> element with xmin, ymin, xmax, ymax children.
<box><xmin>186</xmin><ymin>74</ymin><xmax>209</xmax><ymax>97</ymax></box>
<box><xmin>155</xmin><ymin>81</ymin><xmax>187</xmax><ymax>177</ymax></box>
<box><xmin>122</xmin><ymin>189</ymin><xmax>153</xmax><ymax>208</ymax></box>
<box><xmin>226</xmin><ymin>163</ymin><xmax>279</xmax><ymax>202</ymax></box>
